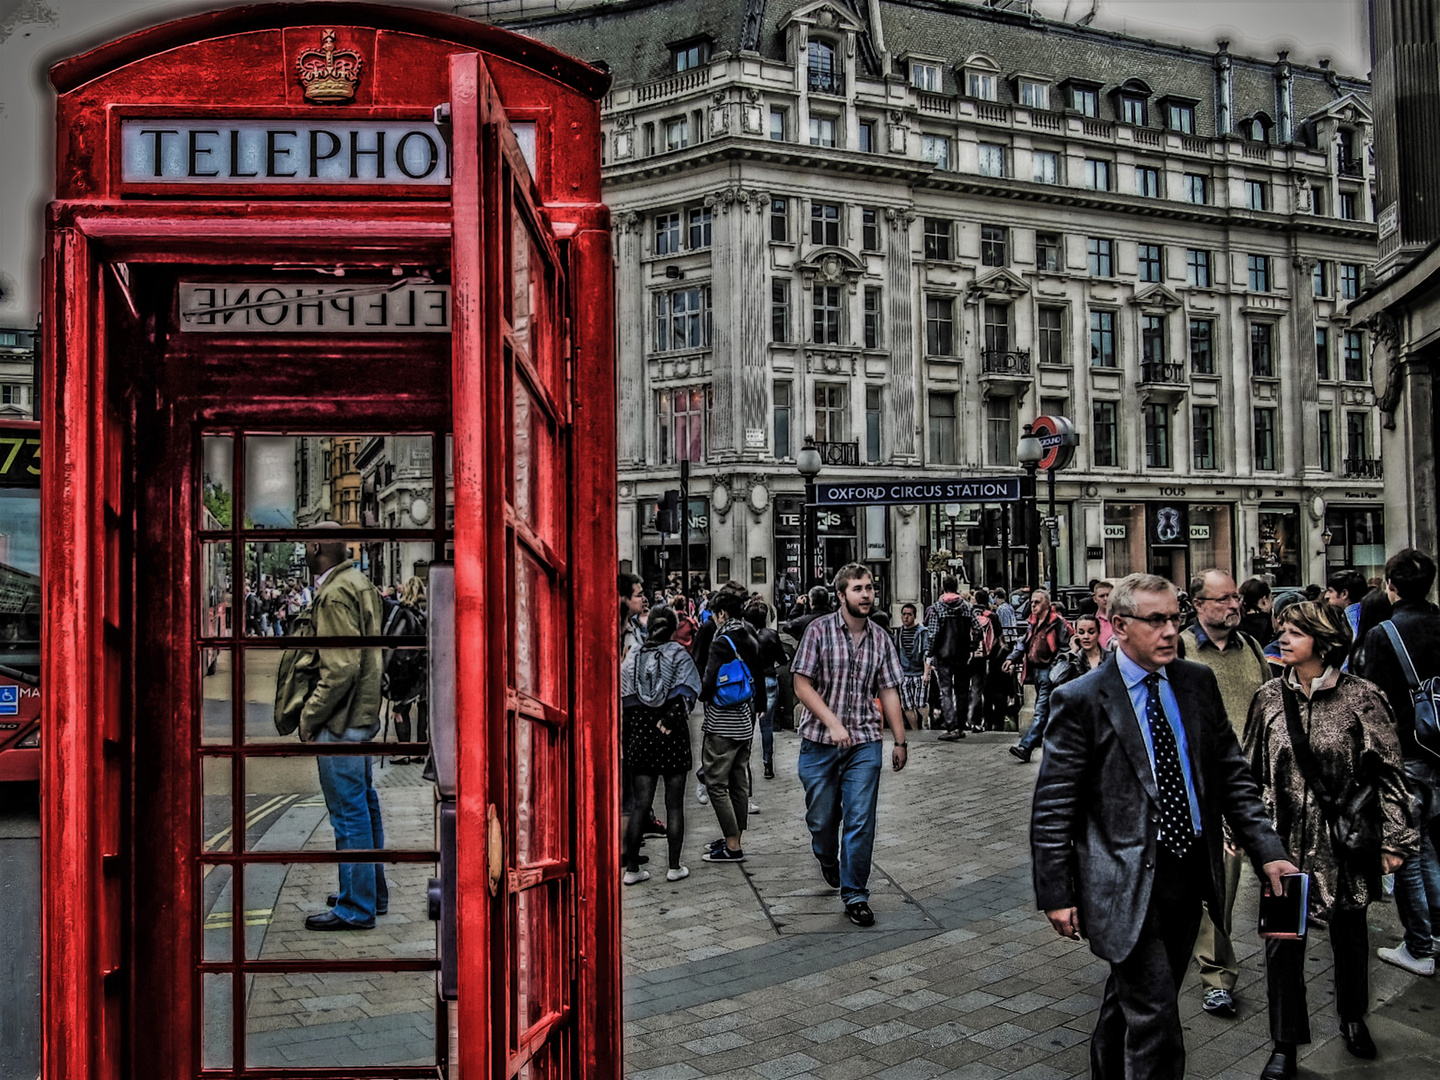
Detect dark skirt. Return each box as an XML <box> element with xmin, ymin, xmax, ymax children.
<box><xmin>623</xmin><ymin>698</ymin><xmax>693</xmax><ymax>776</ymax></box>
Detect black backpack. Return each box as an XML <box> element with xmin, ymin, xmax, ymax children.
<box><xmin>932</xmin><ymin>607</ymin><xmax>973</xmax><ymax>665</ymax></box>
<box><xmin>382</xmin><ymin>600</ymin><xmax>428</xmax><ymax>703</ymax></box>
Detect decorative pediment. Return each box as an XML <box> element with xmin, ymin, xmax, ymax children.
<box><xmin>1134</xmin><ymin>284</ymin><xmax>1184</xmax><ymax>312</ymax></box>
<box><xmin>782</xmin><ymin>0</ymin><xmax>866</xmax><ymax>34</ymax></box>
<box><xmin>795</xmin><ymin>247</ymin><xmax>867</xmax><ymax>291</ymax></box>
<box><xmin>1306</xmin><ymin>92</ymin><xmax>1372</xmax><ymax>127</ymax></box>
<box><xmin>967</xmin><ymin>268</ymin><xmax>1031</xmax><ymax>301</ymax></box>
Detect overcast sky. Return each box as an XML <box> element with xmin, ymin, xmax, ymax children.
<box><xmin>1029</xmin><ymin>1</ymin><xmax>1369</xmax><ymax>76</ymax></box>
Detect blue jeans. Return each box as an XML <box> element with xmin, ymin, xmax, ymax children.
<box><xmin>1018</xmin><ymin>667</ymin><xmax>1055</xmax><ymax>752</ymax></box>
<box><xmin>797</xmin><ymin>738</ymin><xmax>883</xmax><ymax>905</ymax></box>
<box><xmin>759</xmin><ymin>676</ymin><xmax>779</xmax><ymax>767</ymax></box>
<box><xmin>1395</xmin><ymin>760</ymin><xmax>1440</xmax><ymax>958</ymax></box>
<box><xmin>315</xmin><ymin>727</ymin><xmax>389</xmax><ymax>924</ymax></box>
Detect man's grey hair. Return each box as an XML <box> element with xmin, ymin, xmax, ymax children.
<box><xmin>1108</xmin><ymin>573</ymin><xmax>1178</xmax><ymax>618</ymax></box>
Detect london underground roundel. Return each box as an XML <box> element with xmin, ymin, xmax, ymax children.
<box><xmin>1031</xmin><ymin>414</ymin><xmax>1078</xmax><ymax>471</ymax></box>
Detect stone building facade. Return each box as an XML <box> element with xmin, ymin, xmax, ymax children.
<box><xmin>481</xmin><ymin>0</ymin><xmax>1384</xmax><ymax>608</ymax></box>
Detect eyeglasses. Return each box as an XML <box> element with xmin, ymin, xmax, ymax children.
<box><xmin>1119</xmin><ymin>612</ymin><xmax>1183</xmax><ymax>628</ymax></box>
<box><xmin>1194</xmin><ymin>593</ymin><xmax>1242</xmax><ymax>605</ymax></box>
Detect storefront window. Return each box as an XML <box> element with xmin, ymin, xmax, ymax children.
<box><xmin>1104</xmin><ymin>503</ymin><xmax>1146</xmax><ymax>579</ymax></box>
<box><xmin>1324</xmin><ymin>506</ymin><xmax>1386</xmax><ymax>583</ymax></box>
<box><xmin>1187</xmin><ymin>505</ymin><xmax>1235</xmax><ymax>580</ymax></box>
<box><xmin>638</xmin><ymin>495</ymin><xmax>709</xmax><ymax>592</ymax></box>
<box><xmin>1256</xmin><ymin>505</ymin><xmax>1301</xmax><ymax>587</ymax></box>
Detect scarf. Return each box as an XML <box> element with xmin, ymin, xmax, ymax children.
<box><xmin>621</xmin><ymin>639</ymin><xmax>702</xmax><ymax>709</ymax></box>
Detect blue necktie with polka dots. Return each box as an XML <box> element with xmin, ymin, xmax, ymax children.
<box><xmin>1145</xmin><ymin>672</ymin><xmax>1194</xmax><ymax>859</ymax></box>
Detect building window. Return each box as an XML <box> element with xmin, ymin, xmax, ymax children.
<box><xmin>1339</xmin><ymin>191</ymin><xmax>1359</xmax><ymax>220</ymax></box>
<box><xmin>773</xmin><ymin>381</ymin><xmax>792</xmax><ymax>459</ymax></box>
<box><xmin>925</xmin><ymin>295</ymin><xmax>955</xmax><ymax>355</ymax></box>
<box><xmin>924</xmin><ymin>217</ymin><xmax>952</xmax><ymax>261</ymax></box>
<box><xmin>1346</xmin><ymin>411</ymin><xmax>1369</xmax><ymax>464</ymax></box>
<box><xmin>811</xmin><ymin>201</ymin><xmax>841</xmax><ymax>245</ymax></box>
<box><xmin>1090</xmin><ymin>309</ymin><xmax>1116</xmax><ymax>367</ymax></box>
<box><xmin>1193</xmin><ymin>405</ymin><xmax>1217</xmax><ymax>470</ymax></box>
<box><xmin>865</xmin><ymin>386</ymin><xmax>883</xmax><ymax>463</ymax></box>
<box><xmin>922</xmin><ymin>134</ymin><xmax>951</xmax><ymax>170</ymax></box>
<box><xmin>1033</xmin><ymin>150</ymin><xmax>1059</xmax><ymax>184</ymax></box>
<box><xmin>665</xmin><ymin>116</ymin><xmax>690</xmax><ymax>151</ymax></box>
<box><xmin>657</xmin><ymin>386</ymin><xmax>707</xmax><ymax>464</ymax></box>
<box><xmin>1184</xmin><ymin>173</ymin><xmax>1209</xmax><ymax>204</ymax></box>
<box><xmin>1339</xmin><ymin>262</ymin><xmax>1360</xmax><ymax>299</ymax></box>
<box><xmin>809</xmin><ymin>115</ymin><xmax>837</xmax><ymax>148</ymax></box>
<box><xmin>814</xmin><ymin>382</ymin><xmax>847</xmax><ymax>442</ymax></box>
<box><xmin>1144</xmin><ymin>403</ymin><xmax>1172</xmax><ymax>468</ymax></box>
<box><xmin>1037</xmin><ymin>305</ymin><xmax>1065</xmax><ymax>364</ymax></box>
<box><xmin>1344</xmin><ymin>330</ymin><xmax>1365</xmax><ymax>381</ymax></box>
<box><xmin>1254</xmin><ymin>408</ymin><xmax>1278</xmax><ymax>470</ymax></box>
<box><xmin>643</xmin><ymin>122</ymin><xmax>656</xmax><ymax>156</ymax></box>
<box><xmin>911</xmin><ymin>61</ymin><xmax>941</xmax><ymax>92</ymax></box>
<box><xmin>1318</xmin><ymin>410</ymin><xmax>1333</xmax><ymax>472</ymax></box>
<box><xmin>863</xmin><ymin>286</ymin><xmax>882</xmax><ymax>348</ymax></box>
<box><xmin>858</xmin><ymin>120</ymin><xmax>875</xmax><ymax>152</ymax></box>
<box><xmin>672</xmin><ymin>39</ymin><xmax>710</xmax><ymax>72</ymax></box>
<box><xmin>771</xmin><ymin>197</ymin><xmax>789</xmax><ymax>242</ymax></box>
<box><xmin>1313</xmin><ymin>261</ymin><xmax>1329</xmax><ymax>297</ymax></box>
<box><xmin>1135</xmin><ymin>165</ymin><xmax>1160</xmax><ymax>198</ymax></box>
<box><xmin>1316</xmin><ymin>326</ymin><xmax>1331</xmax><ymax>380</ymax></box>
<box><xmin>655</xmin><ymin>212</ymin><xmax>680</xmax><ymax>255</ymax></box>
<box><xmin>1093</xmin><ymin>400</ymin><xmax>1119</xmax><ymax>466</ymax></box>
<box><xmin>1141</xmin><ymin>315</ymin><xmax>1166</xmax><ymax>366</ymax></box>
<box><xmin>981</xmin><ymin>224</ymin><xmax>1008</xmax><ymax>267</ymax></box>
<box><xmin>1019</xmin><ymin>79</ymin><xmax>1050</xmax><ymax>109</ymax></box>
<box><xmin>1036</xmin><ymin>231</ymin><xmax>1062</xmax><ymax>271</ymax></box>
<box><xmin>986</xmin><ymin>397</ymin><xmax>1015</xmax><ymax>466</ymax></box>
<box><xmin>654</xmin><ymin>286</ymin><xmax>713</xmax><ymax>351</ymax></box>
<box><xmin>1247</xmin><ymin>254</ymin><xmax>1271</xmax><ymax>292</ymax></box>
<box><xmin>1189</xmin><ymin>318</ymin><xmax>1214</xmax><ymax>374</ymax></box>
<box><xmin>968</xmin><ymin>70</ymin><xmax>998</xmax><ymax>100</ymax></box>
<box><xmin>688</xmin><ymin>206</ymin><xmax>712</xmax><ymax>249</ymax></box>
<box><xmin>1120</xmin><ymin>95</ymin><xmax>1146</xmax><ymax>126</ymax></box>
<box><xmin>813</xmin><ymin>285</ymin><xmax>843</xmax><ymax>344</ymax></box>
<box><xmin>1185</xmin><ymin>248</ymin><xmax>1212</xmax><ymax>287</ymax></box>
<box><xmin>1084</xmin><ymin>158</ymin><xmax>1112</xmax><ymax>191</ymax></box>
<box><xmin>771</xmin><ymin>279</ymin><xmax>791</xmax><ymax>343</ymax></box>
<box><xmin>1138</xmin><ymin>243</ymin><xmax>1163</xmax><ymax>283</ymax></box>
<box><xmin>1087</xmin><ymin>237</ymin><xmax>1113</xmax><ymax>277</ymax></box>
<box><xmin>1166</xmin><ymin>101</ymin><xmax>1195</xmax><ymax>133</ymax></box>
<box><xmin>861</xmin><ymin>207</ymin><xmax>881</xmax><ymax>251</ymax></box>
<box><xmin>1246</xmin><ymin>179</ymin><xmax>1269</xmax><ymax>210</ymax></box>
<box><xmin>983</xmin><ymin>302</ymin><xmax>1011</xmax><ymax>353</ymax></box>
<box><xmin>808</xmin><ymin>40</ymin><xmax>841</xmax><ymax>94</ymax></box>
<box><xmin>1070</xmin><ymin>85</ymin><xmax>1099</xmax><ymax>117</ymax></box>
<box><xmin>1250</xmin><ymin>323</ymin><xmax>1274</xmax><ymax>377</ymax></box>
<box><xmin>769</xmin><ymin>107</ymin><xmax>787</xmax><ymax>141</ymax></box>
<box><xmin>978</xmin><ymin>142</ymin><xmax>1006</xmax><ymax>177</ymax></box>
<box><xmin>928</xmin><ymin>392</ymin><xmax>958</xmax><ymax>465</ymax></box>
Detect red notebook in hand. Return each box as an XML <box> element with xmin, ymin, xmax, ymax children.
<box><xmin>1258</xmin><ymin>873</ymin><xmax>1309</xmax><ymax>940</ymax></box>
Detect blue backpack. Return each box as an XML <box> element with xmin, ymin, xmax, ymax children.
<box><xmin>712</xmin><ymin>631</ymin><xmax>754</xmax><ymax>707</ymax></box>
<box><xmin>1380</xmin><ymin>622</ymin><xmax>1440</xmax><ymax>763</ymax></box>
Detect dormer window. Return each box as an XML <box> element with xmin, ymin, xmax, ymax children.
<box><xmin>1161</xmin><ymin>97</ymin><xmax>1197</xmax><ymax>134</ymax></box>
<box><xmin>911</xmin><ymin>60</ymin><xmax>942</xmax><ymax>92</ymax></box>
<box><xmin>1017</xmin><ymin>78</ymin><xmax>1050</xmax><ymax>110</ymax></box>
<box><xmin>809</xmin><ymin>39</ymin><xmax>842</xmax><ymax>95</ymax></box>
<box><xmin>1242</xmin><ymin>115</ymin><xmax>1270</xmax><ymax>142</ymax></box>
<box><xmin>1062</xmin><ymin>80</ymin><xmax>1101</xmax><ymax>118</ymax></box>
<box><xmin>672</xmin><ymin>38</ymin><xmax>710</xmax><ymax>73</ymax></box>
<box><xmin>962</xmin><ymin>55</ymin><xmax>1001</xmax><ymax>101</ymax></box>
<box><xmin>1115</xmin><ymin>79</ymin><xmax>1151</xmax><ymax>126</ymax></box>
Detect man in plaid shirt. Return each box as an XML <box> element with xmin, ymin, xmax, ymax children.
<box><xmin>791</xmin><ymin>563</ymin><xmax>908</xmax><ymax>927</ymax></box>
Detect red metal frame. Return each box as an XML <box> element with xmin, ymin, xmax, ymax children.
<box><xmin>0</xmin><ymin>417</ymin><xmax>42</xmax><ymax>782</ymax></box>
<box><xmin>43</xmin><ymin>6</ymin><xmax>616</xmax><ymax>1079</ymax></box>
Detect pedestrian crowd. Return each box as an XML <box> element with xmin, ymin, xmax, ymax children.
<box><xmin>617</xmin><ymin>546</ymin><xmax>1440</xmax><ymax>1079</ymax></box>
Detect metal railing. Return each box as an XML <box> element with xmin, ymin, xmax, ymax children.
<box><xmin>808</xmin><ymin>68</ymin><xmax>844</xmax><ymax>95</ymax></box>
<box><xmin>1140</xmin><ymin>361</ymin><xmax>1187</xmax><ymax>385</ymax></box>
<box><xmin>1343</xmin><ymin>457</ymin><xmax>1383</xmax><ymax>479</ymax></box>
<box><xmin>981</xmin><ymin>349</ymin><xmax>1032</xmax><ymax>375</ymax></box>
<box><xmin>814</xmin><ymin>440</ymin><xmax>860</xmax><ymax>466</ymax></box>
<box><xmin>1338</xmin><ymin>158</ymin><xmax>1364</xmax><ymax>178</ymax></box>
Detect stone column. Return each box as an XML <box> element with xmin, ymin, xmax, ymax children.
<box><xmin>885</xmin><ymin>205</ymin><xmax>918</xmax><ymax>462</ymax></box>
<box><xmin>613</xmin><ymin>210</ymin><xmax>647</xmax><ymax>466</ymax></box>
<box><xmin>739</xmin><ymin>189</ymin><xmax>771</xmax><ymax>462</ymax></box>
<box><xmin>706</xmin><ymin>187</ymin><xmax>740</xmax><ymax>462</ymax></box>
<box><xmin>1290</xmin><ymin>254</ymin><xmax>1320</xmax><ymax>474</ymax></box>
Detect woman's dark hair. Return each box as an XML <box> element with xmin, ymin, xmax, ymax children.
<box><xmin>742</xmin><ymin>603</ymin><xmax>768</xmax><ymax>629</ymax></box>
<box><xmin>1240</xmin><ymin>576</ymin><xmax>1271</xmax><ymax>610</ymax></box>
<box><xmin>645</xmin><ymin>606</ymin><xmax>677</xmax><ymax>643</ymax></box>
<box><xmin>1074</xmin><ymin>613</ymin><xmax>1101</xmax><ymax>632</ymax></box>
<box><xmin>1349</xmin><ymin>587</ymin><xmax>1394</xmax><ymax>670</ymax></box>
<box><xmin>710</xmin><ymin>591</ymin><xmax>745</xmax><ymax>619</ymax></box>
<box><xmin>1278</xmin><ymin>601</ymin><xmax>1353</xmax><ymax>668</ymax></box>
<box><xmin>972</xmin><ymin>588</ymin><xmax>990</xmax><ymax>607</ymax></box>
<box><xmin>1386</xmin><ymin>548</ymin><xmax>1438</xmax><ymax>601</ymax></box>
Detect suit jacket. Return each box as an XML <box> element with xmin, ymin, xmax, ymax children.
<box><xmin>1031</xmin><ymin>656</ymin><xmax>1287</xmax><ymax>963</ymax></box>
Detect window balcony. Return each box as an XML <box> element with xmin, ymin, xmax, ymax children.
<box><xmin>814</xmin><ymin>440</ymin><xmax>859</xmax><ymax>466</ymax></box>
<box><xmin>1338</xmin><ymin>158</ymin><xmax>1363</xmax><ymax>178</ymax></box>
<box><xmin>808</xmin><ymin>69</ymin><xmax>844</xmax><ymax>95</ymax></box>
<box><xmin>981</xmin><ymin>349</ymin><xmax>1032</xmax><ymax>376</ymax></box>
<box><xmin>1140</xmin><ymin>361</ymin><xmax>1187</xmax><ymax>385</ymax></box>
<box><xmin>1343</xmin><ymin>457</ymin><xmax>1383</xmax><ymax>480</ymax></box>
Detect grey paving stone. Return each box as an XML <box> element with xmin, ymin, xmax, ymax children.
<box><xmin>796</xmin><ymin>1018</ymin><xmax>862</xmax><ymax>1043</ymax></box>
<box><xmin>627</xmin><ymin>1065</ymin><xmax>705</xmax><ymax>1080</ymax></box>
<box><xmin>873</xmin><ymin>1058</ymin><xmax>945</xmax><ymax>1080</ymax></box>
<box><xmin>682</xmin><ymin>1031</ymin><xmax>752</xmax><ymax>1056</ymax></box>
<box><xmin>751</xmin><ymin>1051</ymin><xmax>823</xmax><ymax>1079</ymax></box>
<box><xmin>852</xmin><ymin>1020</ymin><xmax>921</xmax><ymax>1046</ymax></box>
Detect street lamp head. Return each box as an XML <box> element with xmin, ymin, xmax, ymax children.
<box><xmin>796</xmin><ymin>435</ymin><xmax>823</xmax><ymax>478</ymax></box>
<box><xmin>1017</xmin><ymin>423</ymin><xmax>1043</xmax><ymax>468</ymax></box>
<box><xmin>1321</xmin><ymin>527</ymin><xmax>1334</xmax><ymax>548</ymax></box>
<box><xmin>944</xmin><ymin>502</ymin><xmax>962</xmax><ymax>521</ymax></box>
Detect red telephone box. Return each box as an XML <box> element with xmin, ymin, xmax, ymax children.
<box><xmin>41</xmin><ymin>6</ymin><xmax>618</xmax><ymax>1079</ymax></box>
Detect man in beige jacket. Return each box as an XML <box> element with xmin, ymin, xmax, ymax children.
<box><xmin>275</xmin><ymin>527</ymin><xmax>387</xmax><ymax>930</ymax></box>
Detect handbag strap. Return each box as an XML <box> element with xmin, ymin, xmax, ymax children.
<box><xmin>1381</xmin><ymin>621</ymin><xmax>1422</xmax><ymax>691</ymax></box>
<box><xmin>1278</xmin><ymin>682</ymin><xmax>1339</xmax><ymax>811</ymax></box>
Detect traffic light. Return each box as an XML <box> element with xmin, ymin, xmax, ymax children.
<box><xmin>655</xmin><ymin>489</ymin><xmax>682</xmax><ymax>534</ymax></box>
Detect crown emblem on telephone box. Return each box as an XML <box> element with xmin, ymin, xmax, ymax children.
<box><xmin>295</xmin><ymin>29</ymin><xmax>364</xmax><ymax>103</ymax></box>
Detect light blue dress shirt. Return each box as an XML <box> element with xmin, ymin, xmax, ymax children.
<box><xmin>1114</xmin><ymin>647</ymin><xmax>1202</xmax><ymax>837</ymax></box>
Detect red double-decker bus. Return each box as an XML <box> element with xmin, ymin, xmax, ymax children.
<box><xmin>0</xmin><ymin>417</ymin><xmax>40</xmax><ymax>782</ymax></box>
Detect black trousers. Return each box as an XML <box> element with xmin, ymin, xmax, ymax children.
<box><xmin>1091</xmin><ymin>845</ymin><xmax>1210</xmax><ymax>1080</ymax></box>
<box><xmin>1265</xmin><ymin>904</ymin><xmax>1371</xmax><ymax>1044</ymax></box>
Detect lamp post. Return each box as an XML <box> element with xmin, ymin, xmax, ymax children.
<box><xmin>1320</xmin><ymin>525</ymin><xmax>1335</xmax><ymax>580</ymax></box>
<box><xmin>944</xmin><ymin>502</ymin><xmax>962</xmax><ymax>581</ymax></box>
<box><xmin>797</xmin><ymin>435</ymin><xmax>823</xmax><ymax>590</ymax></box>
<box><xmin>1017</xmin><ymin>424</ymin><xmax>1043</xmax><ymax>594</ymax></box>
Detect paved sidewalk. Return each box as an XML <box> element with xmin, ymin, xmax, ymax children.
<box><xmin>621</xmin><ymin>725</ymin><xmax>1440</xmax><ymax>1079</ymax></box>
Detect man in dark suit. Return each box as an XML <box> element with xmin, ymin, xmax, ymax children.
<box><xmin>1031</xmin><ymin>573</ymin><xmax>1298</xmax><ymax>1079</ymax></box>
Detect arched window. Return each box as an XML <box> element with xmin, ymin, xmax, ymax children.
<box><xmin>808</xmin><ymin>40</ymin><xmax>841</xmax><ymax>94</ymax></box>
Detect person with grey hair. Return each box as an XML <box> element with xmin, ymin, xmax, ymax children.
<box><xmin>1032</xmin><ymin>572</ymin><xmax>1298</xmax><ymax>1078</ymax></box>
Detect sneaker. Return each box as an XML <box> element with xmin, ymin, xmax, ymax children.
<box><xmin>747</xmin><ymin>801</ymin><xmax>760</xmax><ymax>814</ymax></box>
<box><xmin>707</xmin><ymin>836</ymin><xmax>727</xmax><ymax>852</ymax></box>
<box><xmin>666</xmin><ymin>866</ymin><xmax>690</xmax><ymax>882</ymax></box>
<box><xmin>1202</xmin><ymin>987</ymin><xmax>1237</xmax><ymax>1018</ymax></box>
<box><xmin>845</xmin><ymin>901</ymin><xmax>875</xmax><ymax>927</ymax></box>
<box><xmin>696</xmin><ymin>781</ymin><xmax>709</xmax><ymax>805</ymax></box>
<box><xmin>642</xmin><ymin>817</ymin><xmax>667</xmax><ymax>838</ymax></box>
<box><xmin>1377</xmin><ymin>942</ymin><xmax>1436</xmax><ymax>977</ymax></box>
<box><xmin>622</xmin><ymin>869</ymin><xmax>650</xmax><ymax>886</ymax></box>
<box><xmin>702</xmin><ymin>845</ymin><xmax>746</xmax><ymax>862</ymax></box>
<box><xmin>1008</xmin><ymin>745</ymin><xmax>1032</xmax><ymax>763</ymax></box>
